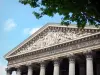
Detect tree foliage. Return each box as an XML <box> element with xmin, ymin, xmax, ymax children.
<box><xmin>19</xmin><ymin>0</ymin><xmax>100</xmax><ymax>28</ymax></box>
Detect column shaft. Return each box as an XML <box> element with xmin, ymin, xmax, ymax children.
<box><xmin>40</xmin><ymin>63</ymin><xmax>45</xmax><ymax>75</ymax></box>
<box><xmin>86</xmin><ymin>54</ymin><xmax>93</xmax><ymax>75</ymax></box>
<box><xmin>28</xmin><ymin>65</ymin><xmax>33</xmax><ymax>75</ymax></box>
<box><xmin>69</xmin><ymin>57</ymin><xmax>75</xmax><ymax>75</ymax></box>
<box><xmin>53</xmin><ymin>60</ymin><xmax>59</xmax><ymax>75</ymax></box>
<box><xmin>16</xmin><ymin>68</ymin><xmax>21</xmax><ymax>75</ymax></box>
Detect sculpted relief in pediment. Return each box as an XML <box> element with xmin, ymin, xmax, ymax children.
<box><xmin>10</xmin><ymin>28</ymin><xmax>92</xmax><ymax>56</ymax></box>
<box><xmin>31</xmin><ymin>31</ymin><xmax>86</xmax><ymax>49</ymax></box>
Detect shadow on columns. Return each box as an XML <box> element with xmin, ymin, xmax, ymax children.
<box><xmin>21</xmin><ymin>66</ymin><xmax>28</xmax><ymax>75</ymax></box>
<box><xmin>33</xmin><ymin>64</ymin><xmax>40</xmax><ymax>75</ymax></box>
<box><xmin>20</xmin><ymin>64</ymin><xmax>40</xmax><ymax>75</ymax></box>
<box><xmin>94</xmin><ymin>50</ymin><xmax>100</xmax><ymax>75</ymax></box>
<box><xmin>75</xmin><ymin>54</ymin><xmax>86</xmax><ymax>75</ymax></box>
<box><xmin>46</xmin><ymin>61</ymin><xmax>53</xmax><ymax>75</ymax></box>
<box><xmin>60</xmin><ymin>58</ymin><xmax>69</xmax><ymax>75</ymax></box>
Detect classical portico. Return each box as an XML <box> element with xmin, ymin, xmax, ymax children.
<box><xmin>4</xmin><ymin>23</ymin><xmax>100</xmax><ymax>75</ymax></box>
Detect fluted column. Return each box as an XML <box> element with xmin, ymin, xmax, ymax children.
<box><xmin>53</xmin><ymin>59</ymin><xmax>60</xmax><ymax>75</ymax></box>
<box><xmin>68</xmin><ymin>55</ymin><xmax>75</xmax><ymax>75</ymax></box>
<box><xmin>40</xmin><ymin>62</ymin><xmax>46</xmax><ymax>75</ymax></box>
<box><xmin>28</xmin><ymin>65</ymin><xmax>33</xmax><ymax>75</ymax></box>
<box><xmin>16</xmin><ymin>68</ymin><xmax>21</xmax><ymax>75</ymax></box>
<box><xmin>86</xmin><ymin>52</ymin><xmax>93</xmax><ymax>75</ymax></box>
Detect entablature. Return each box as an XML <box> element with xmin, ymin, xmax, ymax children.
<box><xmin>7</xmin><ymin>31</ymin><xmax>100</xmax><ymax>68</ymax></box>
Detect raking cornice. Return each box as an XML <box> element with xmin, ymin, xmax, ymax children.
<box><xmin>4</xmin><ymin>23</ymin><xmax>100</xmax><ymax>59</ymax></box>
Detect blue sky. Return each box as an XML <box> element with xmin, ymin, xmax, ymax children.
<box><xmin>0</xmin><ymin>0</ymin><xmax>62</xmax><ymax>75</ymax></box>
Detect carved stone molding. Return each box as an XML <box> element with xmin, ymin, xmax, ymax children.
<box><xmin>53</xmin><ymin>58</ymin><xmax>60</xmax><ymax>66</ymax></box>
<box><xmin>67</xmin><ymin>53</ymin><xmax>75</xmax><ymax>63</ymax></box>
<box><xmin>83</xmin><ymin>50</ymin><xmax>93</xmax><ymax>60</ymax></box>
<box><xmin>9</xmin><ymin>26</ymin><xmax>99</xmax><ymax>57</ymax></box>
<box><xmin>25</xmin><ymin>62</ymin><xmax>33</xmax><ymax>66</ymax></box>
<box><xmin>7</xmin><ymin>43</ymin><xmax>100</xmax><ymax>68</ymax></box>
<box><xmin>7</xmin><ymin>36</ymin><xmax>100</xmax><ymax>67</ymax></box>
<box><xmin>40</xmin><ymin>61</ymin><xmax>46</xmax><ymax>68</ymax></box>
<box><xmin>8</xmin><ymin>31</ymin><xmax>100</xmax><ymax>60</ymax></box>
<box><xmin>5</xmin><ymin>29</ymin><xmax>100</xmax><ymax>68</ymax></box>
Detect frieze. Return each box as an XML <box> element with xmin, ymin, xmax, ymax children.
<box><xmin>8</xmin><ymin>43</ymin><xmax>100</xmax><ymax>68</ymax></box>
<box><xmin>8</xmin><ymin>36</ymin><xmax>100</xmax><ymax>66</ymax></box>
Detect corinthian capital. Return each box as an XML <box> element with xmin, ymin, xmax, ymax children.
<box><xmin>25</xmin><ymin>62</ymin><xmax>33</xmax><ymax>66</ymax></box>
<box><xmin>52</xmin><ymin>57</ymin><xmax>59</xmax><ymax>61</ymax></box>
<box><xmin>39</xmin><ymin>60</ymin><xmax>47</xmax><ymax>67</ymax></box>
<box><xmin>67</xmin><ymin>53</ymin><xmax>75</xmax><ymax>63</ymax></box>
<box><xmin>83</xmin><ymin>50</ymin><xmax>93</xmax><ymax>59</ymax></box>
<box><xmin>83</xmin><ymin>49</ymin><xmax>92</xmax><ymax>54</ymax></box>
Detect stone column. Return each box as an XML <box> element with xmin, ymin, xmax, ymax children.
<box><xmin>40</xmin><ymin>62</ymin><xmax>46</xmax><ymax>75</ymax></box>
<box><xmin>28</xmin><ymin>65</ymin><xmax>33</xmax><ymax>75</ymax></box>
<box><xmin>16</xmin><ymin>68</ymin><xmax>21</xmax><ymax>75</ymax></box>
<box><xmin>68</xmin><ymin>55</ymin><xmax>75</xmax><ymax>75</ymax></box>
<box><xmin>53</xmin><ymin>59</ymin><xmax>60</xmax><ymax>75</ymax></box>
<box><xmin>86</xmin><ymin>52</ymin><xmax>93</xmax><ymax>75</ymax></box>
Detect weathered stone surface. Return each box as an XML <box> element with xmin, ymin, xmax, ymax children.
<box><xmin>4</xmin><ymin>23</ymin><xmax>100</xmax><ymax>70</ymax></box>
<box><xmin>6</xmin><ymin>24</ymin><xmax>99</xmax><ymax>57</ymax></box>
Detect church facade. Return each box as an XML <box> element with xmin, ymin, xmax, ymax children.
<box><xmin>4</xmin><ymin>23</ymin><xmax>100</xmax><ymax>75</ymax></box>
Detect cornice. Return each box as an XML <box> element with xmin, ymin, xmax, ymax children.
<box><xmin>4</xmin><ymin>24</ymin><xmax>50</xmax><ymax>58</ymax></box>
<box><xmin>4</xmin><ymin>23</ymin><xmax>100</xmax><ymax>59</ymax></box>
<box><xmin>7</xmin><ymin>43</ymin><xmax>100</xmax><ymax>68</ymax></box>
<box><xmin>6</xmin><ymin>31</ymin><xmax>100</xmax><ymax>60</ymax></box>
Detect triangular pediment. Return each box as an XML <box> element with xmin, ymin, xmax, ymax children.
<box><xmin>4</xmin><ymin>23</ymin><xmax>100</xmax><ymax>59</ymax></box>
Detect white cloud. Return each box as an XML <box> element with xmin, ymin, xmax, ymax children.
<box><xmin>4</xmin><ymin>19</ymin><xmax>17</xmax><ymax>31</ymax></box>
<box><xmin>23</xmin><ymin>28</ymin><xmax>39</xmax><ymax>35</ymax></box>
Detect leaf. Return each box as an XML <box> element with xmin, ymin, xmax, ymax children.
<box><xmin>19</xmin><ymin>0</ymin><xmax>100</xmax><ymax>28</ymax></box>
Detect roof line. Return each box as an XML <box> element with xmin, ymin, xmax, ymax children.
<box><xmin>4</xmin><ymin>23</ymin><xmax>50</xmax><ymax>58</ymax></box>
<box><xmin>4</xmin><ymin>23</ymin><xmax>100</xmax><ymax>58</ymax></box>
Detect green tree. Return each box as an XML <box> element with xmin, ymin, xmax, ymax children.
<box><xmin>19</xmin><ymin>0</ymin><xmax>100</xmax><ymax>28</ymax></box>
